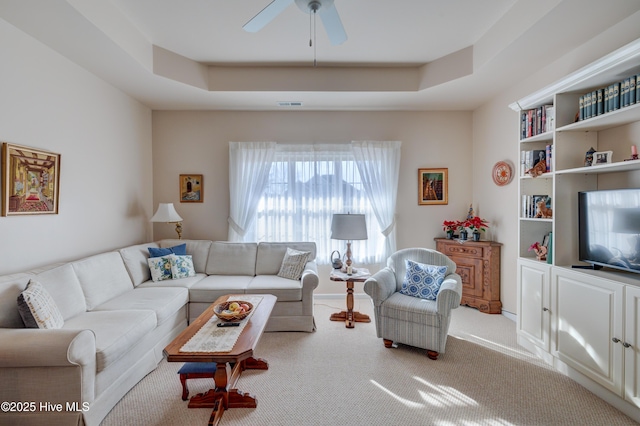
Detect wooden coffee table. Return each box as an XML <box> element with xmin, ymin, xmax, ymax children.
<box><xmin>164</xmin><ymin>294</ymin><xmax>276</xmax><ymax>426</ymax></box>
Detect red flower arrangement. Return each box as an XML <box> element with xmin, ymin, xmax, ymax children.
<box><xmin>442</xmin><ymin>220</ymin><xmax>460</xmax><ymax>232</ymax></box>
<box><xmin>464</xmin><ymin>216</ymin><xmax>489</xmax><ymax>233</ymax></box>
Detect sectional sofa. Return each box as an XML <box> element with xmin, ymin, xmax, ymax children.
<box><xmin>0</xmin><ymin>239</ymin><xmax>318</xmax><ymax>426</ymax></box>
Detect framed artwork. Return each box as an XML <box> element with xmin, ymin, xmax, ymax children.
<box><xmin>593</xmin><ymin>151</ymin><xmax>613</xmax><ymax>165</ymax></box>
<box><xmin>180</xmin><ymin>174</ymin><xmax>203</xmax><ymax>202</ymax></box>
<box><xmin>1</xmin><ymin>143</ymin><xmax>61</xmax><ymax>216</ymax></box>
<box><xmin>418</xmin><ymin>168</ymin><xmax>448</xmax><ymax>205</ymax></box>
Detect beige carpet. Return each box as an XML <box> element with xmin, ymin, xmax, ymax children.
<box><xmin>101</xmin><ymin>299</ymin><xmax>638</xmax><ymax>426</ymax></box>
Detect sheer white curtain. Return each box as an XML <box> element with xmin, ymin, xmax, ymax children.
<box><xmin>352</xmin><ymin>141</ymin><xmax>402</xmax><ymax>260</ymax></box>
<box><xmin>251</xmin><ymin>143</ymin><xmax>384</xmax><ymax>264</ymax></box>
<box><xmin>228</xmin><ymin>142</ymin><xmax>275</xmax><ymax>242</ymax></box>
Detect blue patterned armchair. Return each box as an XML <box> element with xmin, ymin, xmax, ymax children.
<box><xmin>364</xmin><ymin>248</ymin><xmax>462</xmax><ymax>359</ymax></box>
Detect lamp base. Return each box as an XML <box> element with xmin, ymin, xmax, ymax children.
<box><xmin>175</xmin><ymin>222</ymin><xmax>183</xmax><ymax>239</ymax></box>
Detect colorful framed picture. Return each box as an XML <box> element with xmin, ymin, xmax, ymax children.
<box><xmin>180</xmin><ymin>174</ymin><xmax>203</xmax><ymax>203</ymax></box>
<box><xmin>1</xmin><ymin>143</ymin><xmax>61</xmax><ymax>216</ymax></box>
<box><xmin>418</xmin><ymin>168</ymin><xmax>448</xmax><ymax>205</ymax></box>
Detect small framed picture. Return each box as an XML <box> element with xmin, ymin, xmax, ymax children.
<box><xmin>2</xmin><ymin>143</ymin><xmax>61</xmax><ymax>216</ymax></box>
<box><xmin>593</xmin><ymin>151</ymin><xmax>613</xmax><ymax>165</ymax></box>
<box><xmin>418</xmin><ymin>168</ymin><xmax>448</xmax><ymax>205</ymax></box>
<box><xmin>180</xmin><ymin>174</ymin><xmax>203</xmax><ymax>203</ymax></box>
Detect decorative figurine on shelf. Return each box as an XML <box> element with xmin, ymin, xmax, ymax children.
<box><xmin>585</xmin><ymin>147</ymin><xmax>596</xmax><ymax>166</ymax></box>
<box><xmin>526</xmin><ymin>159</ymin><xmax>547</xmax><ymax>177</ymax></box>
<box><xmin>534</xmin><ymin>197</ymin><xmax>553</xmax><ymax>218</ymax></box>
<box><xmin>625</xmin><ymin>145</ymin><xmax>639</xmax><ymax>161</ymax></box>
<box><xmin>467</xmin><ymin>204</ymin><xmax>474</xmax><ymax>220</ymax></box>
<box><xmin>529</xmin><ymin>242</ymin><xmax>548</xmax><ymax>261</ymax></box>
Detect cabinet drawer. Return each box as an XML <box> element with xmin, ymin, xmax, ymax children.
<box><xmin>440</xmin><ymin>244</ymin><xmax>485</xmax><ymax>259</ymax></box>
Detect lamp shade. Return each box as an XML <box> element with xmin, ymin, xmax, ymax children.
<box><xmin>150</xmin><ymin>203</ymin><xmax>183</xmax><ymax>223</ymax></box>
<box><xmin>331</xmin><ymin>214</ymin><xmax>368</xmax><ymax>240</ymax></box>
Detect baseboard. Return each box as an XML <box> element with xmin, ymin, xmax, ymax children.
<box><xmin>501</xmin><ymin>310</ymin><xmax>516</xmax><ymax>322</ymax></box>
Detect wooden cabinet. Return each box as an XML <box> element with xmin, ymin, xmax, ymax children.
<box><xmin>435</xmin><ymin>238</ymin><xmax>502</xmax><ymax>314</ymax></box>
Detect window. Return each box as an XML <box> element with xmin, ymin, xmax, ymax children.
<box><xmin>247</xmin><ymin>144</ymin><xmax>384</xmax><ymax>265</ymax></box>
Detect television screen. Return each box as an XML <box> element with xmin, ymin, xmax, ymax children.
<box><xmin>579</xmin><ymin>189</ymin><xmax>640</xmax><ymax>274</ymax></box>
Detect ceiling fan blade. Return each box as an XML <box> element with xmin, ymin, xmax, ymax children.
<box><xmin>319</xmin><ymin>3</ymin><xmax>347</xmax><ymax>45</ymax></box>
<box><xmin>243</xmin><ymin>0</ymin><xmax>294</xmax><ymax>33</ymax></box>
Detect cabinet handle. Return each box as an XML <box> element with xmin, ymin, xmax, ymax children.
<box><xmin>612</xmin><ymin>337</ymin><xmax>621</xmax><ymax>343</ymax></box>
<box><xmin>542</xmin><ymin>307</ymin><xmax>549</xmax><ymax>312</ymax></box>
<box><xmin>623</xmin><ymin>342</ymin><xmax>632</xmax><ymax>348</ymax></box>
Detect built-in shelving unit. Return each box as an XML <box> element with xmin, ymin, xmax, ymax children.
<box><xmin>512</xmin><ymin>37</ymin><xmax>640</xmax><ymax>421</ymax></box>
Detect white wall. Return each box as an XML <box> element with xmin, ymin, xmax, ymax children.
<box><xmin>152</xmin><ymin>110</ymin><xmax>473</xmax><ymax>294</ymax></box>
<box><xmin>472</xmin><ymin>10</ymin><xmax>640</xmax><ymax>314</ymax></box>
<box><xmin>0</xmin><ymin>18</ymin><xmax>153</xmax><ymax>275</ymax></box>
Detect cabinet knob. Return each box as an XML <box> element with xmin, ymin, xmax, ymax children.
<box><xmin>542</xmin><ymin>307</ymin><xmax>549</xmax><ymax>312</ymax></box>
<box><xmin>623</xmin><ymin>342</ymin><xmax>632</xmax><ymax>348</ymax></box>
<box><xmin>612</xmin><ymin>337</ymin><xmax>621</xmax><ymax>343</ymax></box>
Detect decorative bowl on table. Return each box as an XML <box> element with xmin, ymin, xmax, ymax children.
<box><xmin>213</xmin><ymin>300</ymin><xmax>253</xmax><ymax>322</ymax></box>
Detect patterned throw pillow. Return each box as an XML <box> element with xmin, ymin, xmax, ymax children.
<box><xmin>170</xmin><ymin>254</ymin><xmax>196</xmax><ymax>279</ymax></box>
<box><xmin>400</xmin><ymin>260</ymin><xmax>447</xmax><ymax>300</ymax></box>
<box><xmin>148</xmin><ymin>255</ymin><xmax>174</xmax><ymax>281</ymax></box>
<box><xmin>277</xmin><ymin>247</ymin><xmax>311</xmax><ymax>280</ymax></box>
<box><xmin>17</xmin><ymin>280</ymin><xmax>64</xmax><ymax>329</ymax></box>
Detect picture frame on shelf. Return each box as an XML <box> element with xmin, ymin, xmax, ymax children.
<box><xmin>179</xmin><ymin>174</ymin><xmax>203</xmax><ymax>203</ymax></box>
<box><xmin>418</xmin><ymin>168</ymin><xmax>448</xmax><ymax>205</ymax></box>
<box><xmin>1</xmin><ymin>142</ymin><xmax>61</xmax><ymax>216</ymax></box>
<box><xmin>593</xmin><ymin>151</ymin><xmax>613</xmax><ymax>165</ymax></box>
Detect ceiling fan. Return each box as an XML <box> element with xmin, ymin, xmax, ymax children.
<box><xmin>243</xmin><ymin>0</ymin><xmax>347</xmax><ymax>46</ymax></box>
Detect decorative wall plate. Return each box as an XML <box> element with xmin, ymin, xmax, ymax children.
<box><xmin>492</xmin><ymin>161</ymin><xmax>513</xmax><ymax>186</ymax></box>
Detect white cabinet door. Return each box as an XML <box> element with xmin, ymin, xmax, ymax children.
<box><xmin>517</xmin><ymin>259</ymin><xmax>551</xmax><ymax>352</ymax></box>
<box><xmin>625</xmin><ymin>286</ymin><xmax>640</xmax><ymax>407</ymax></box>
<box><xmin>552</xmin><ymin>268</ymin><xmax>624</xmax><ymax>395</ymax></box>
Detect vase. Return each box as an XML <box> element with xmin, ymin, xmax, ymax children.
<box><xmin>446</xmin><ymin>230</ymin><xmax>454</xmax><ymax>240</ymax></box>
<box><xmin>472</xmin><ymin>231</ymin><xmax>481</xmax><ymax>242</ymax></box>
<box><xmin>459</xmin><ymin>230</ymin><xmax>468</xmax><ymax>240</ymax></box>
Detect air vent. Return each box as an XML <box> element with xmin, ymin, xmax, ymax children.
<box><xmin>277</xmin><ymin>101</ymin><xmax>303</xmax><ymax>107</ymax></box>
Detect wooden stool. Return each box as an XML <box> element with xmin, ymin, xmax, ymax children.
<box><xmin>177</xmin><ymin>362</ymin><xmax>217</xmax><ymax>401</ymax></box>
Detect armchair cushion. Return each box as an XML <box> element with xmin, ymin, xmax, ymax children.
<box><xmin>400</xmin><ymin>260</ymin><xmax>447</xmax><ymax>300</ymax></box>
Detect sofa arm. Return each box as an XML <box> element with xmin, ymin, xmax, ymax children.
<box><xmin>436</xmin><ymin>273</ymin><xmax>463</xmax><ymax>313</ymax></box>
<box><xmin>301</xmin><ymin>261</ymin><xmax>319</xmax><ymax>290</ymax></box>
<box><xmin>0</xmin><ymin>328</ymin><xmax>95</xmax><ymax>367</ymax></box>
<box><xmin>0</xmin><ymin>328</ymin><xmax>97</xmax><ymax>404</ymax></box>
<box><xmin>363</xmin><ymin>267</ymin><xmax>397</xmax><ymax>306</ymax></box>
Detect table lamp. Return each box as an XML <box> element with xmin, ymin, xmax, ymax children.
<box><xmin>331</xmin><ymin>213</ymin><xmax>368</xmax><ymax>273</ymax></box>
<box><xmin>151</xmin><ymin>203</ymin><xmax>183</xmax><ymax>239</ymax></box>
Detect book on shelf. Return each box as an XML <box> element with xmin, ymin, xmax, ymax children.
<box><xmin>546</xmin><ymin>232</ymin><xmax>553</xmax><ymax>264</ymax></box>
<box><xmin>520</xmin><ymin>104</ymin><xmax>553</xmax><ymax>139</ymax></box>
<box><xmin>577</xmin><ymin>71</ymin><xmax>640</xmax><ymax>122</ymax></box>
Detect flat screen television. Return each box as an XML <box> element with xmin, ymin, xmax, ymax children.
<box><xmin>579</xmin><ymin>189</ymin><xmax>640</xmax><ymax>274</ymax></box>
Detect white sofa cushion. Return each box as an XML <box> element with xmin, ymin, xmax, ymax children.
<box><xmin>160</xmin><ymin>239</ymin><xmax>211</xmax><ymax>273</ymax></box>
<box><xmin>256</xmin><ymin>242</ymin><xmax>317</xmax><ymax>275</ymax></box>
<box><xmin>189</xmin><ymin>275</ymin><xmax>253</xmax><ymax>303</ymax></box>
<box><xmin>206</xmin><ymin>242</ymin><xmax>257</xmax><ymax>276</ymax></box>
<box><xmin>137</xmin><ymin>273</ymin><xmax>206</xmax><ymax>289</ymax></box>
<box><xmin>119</xmin><ymin>242</ymin><xmax>160</xmax><ymax>287</ymax></box>
<box><xmin>247</xmin><ymin>275</ymin><xmax>302</xmax><ymax>301</ymax></box>
<box><xmin>71</xmin><ymin>252</ymin><xmax>134</xmax><ymax>310</ymax></box>
<box><xmin>33</xmin><ymin>263</ymin><xmax>87</xmax><ymax>320</ymax></box>
<box><xmin>63</xmin><ymin>309</ymin><xmax>157</xmax><ymax>372</ymax></box>
<box><xmin>91</xmin><ymin>287</ymin><xmax>188</xmax><ymax>325</ymax></box>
